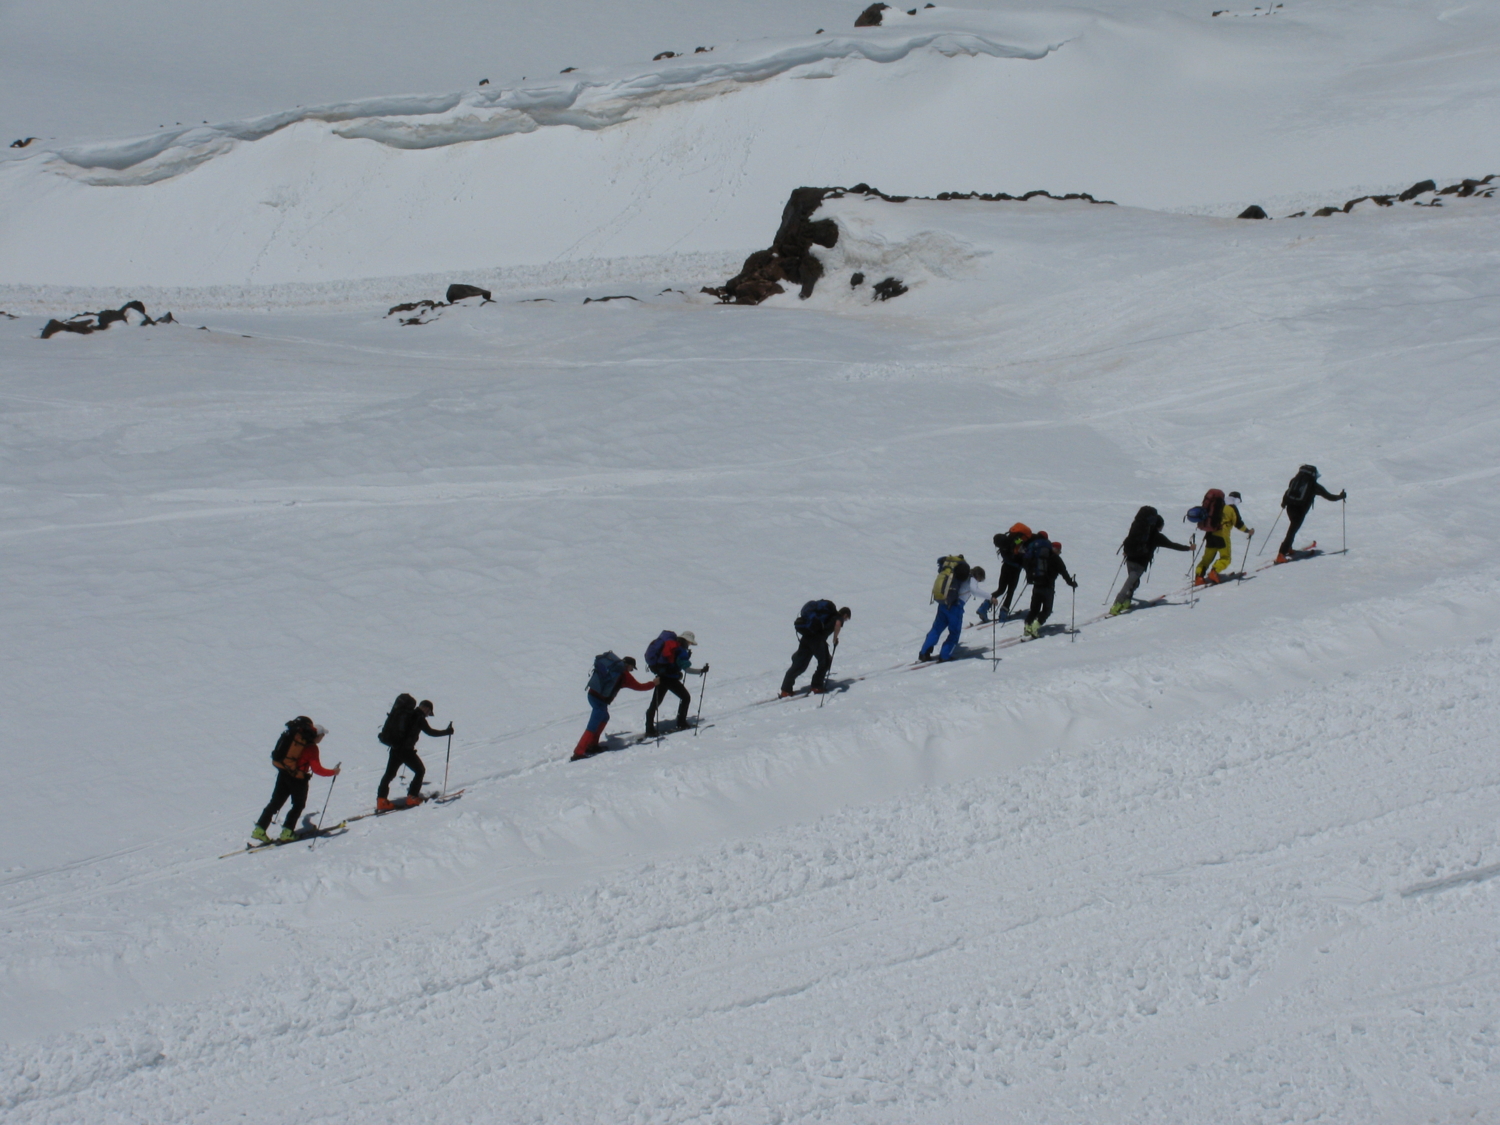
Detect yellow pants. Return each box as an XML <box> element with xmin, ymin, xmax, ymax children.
<box><xmin>1198</xmin><ymin>544</ymin><xmax>1232</xmax><ymax>576</ymax></box>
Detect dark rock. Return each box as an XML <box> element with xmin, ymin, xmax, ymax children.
<box><xmin>654</xmin><ymin>51</ymin><xmax>677</xmax><ymax>60</ymax></box>
<box><xmin>694</xmin><ymin>46</ymin><xmax>712</xmax><ymax>53</ymax></box>
<box><xmin>1312</xmin><ymin>206</ymin><xmax>1339</xmax><ymax>217</ymax></box>
<box><xmin>851</xmin><ymin>272</ymin><xmax>865</xmax><ymax>288</ymax></box>
<box><xmin>583</xmin><ymin>295</ymin><xmax>640</xmax><ymax>303</ymax></box>
<box><xmin>40</xmin><ymin>300</ymin><xmax>157</xmax><ymax>339</ymax></box>
<box><xmin>446</xmin><ymin>283</ymin><xmax>493</xmax><ymax>303</ymax></box>
<box><xmin>855</xmin><ymin>4</ymin><xmax>889</xmax><ymax>27</ymax></box>
<box><xmin>561</xmin><ymin>67</ymin><xmax>577</xmax><ymax>74</ymax></box>
<box><xmin>1398</xmin><ymin>179</ymin><xmax>1436</xmax><ymax>201</ymax></box>
<box><xmin>872</xmin><ymin>277</ymin><xmax>908</xmax><ymax>301</ymax></box>
<box><xmin>702</xmin><ymin>187</ymin><xmax>840</xmax><ymax>304</ymax></box>
<box><xmin>10</xmin><ymin>137</ymin><xmax>36</xmax><ymax>149</ymax></box>
<box><xmin>479</xmin><ymin>79</ymin><xmax>490</xmax><ymax>86</ymax></box>
<box><xmin>1237</xmin><ymin>204</ymin><xmax>1268</xmax><ymax>219</ymax></box>
<box><xmin>908</xmin><ymin>9</ymin><xmax>918</xmax><ymax>15</ymax></box>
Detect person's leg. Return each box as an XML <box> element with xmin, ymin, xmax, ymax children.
<box><xmin>1197</xmin><ymin>545</ymin><xmax>1222</xmax><ymax>578</ymax></box>
<box><xmin>670</xmin><ymin>679</ymin><xmax>693</xmax><ymax>725</ymax></box>
<box><xmin>1212</xmin><ymin>543</ymin><xmax>1232</xmax><ymax>575</ymax></box>
<box><xmin>376</xmin><ymin>748</ymin><xmax>403</xmax><ymax>800</ymax></box>
<box><xmin>1115</xmin><ymin>561</ymin><xmax>1144</xmax><ymax>607</ymax></box>
<box><xmin>282</xmin><ymin>776</ymin><xmax>310</xmax><ymax>835</ymax></box>
<box><xmin>257</xmin><ymin>771</ymin><xmax>294</xmax><ymax>831</ymax></box>
<box><xmin>574</xmin><ymin>698</ymin><xmax>610</xmax><ymax>757</ymax></box>
<box><xmin>1037</xmin><ymin>586</ymin><xmax>1056</xmax><ymax>626</ymax></box>
<box><xmin>921</xmin><ymin>606</ymin><xmax>948</xmax><ymax>657</ymax></box>
<box><xmin>646</xmin><ymin>681</ymin><xmax>670</xmax><ymax>732</ymax></box>
<box><xmin>810</xmin><ymin>637</ymin><xmax>833</xmax><ymax>689</ymax></box>
<box><xmin>1279</xmin><ymin>506</ymin><xmax>1307</xmax><ymax>556</ymax></box>
<box><xmin>404</xmin><ymin>749</ymin><xmax>426</xmax><ymax>798</ymax></box>
<box><xmin>937</xmin><ymin>603</ymin><xmax>964</xmax><ymax>659</ymax></box>
<box><xmin>997</xmin><ymin>565</ymin><xmax>1020</xmax><ymax>614</ymax></box>
<box><xmin>781</xmin><ymin>635</ymin><xmax>815</xmax><ymax>693</ymax></box>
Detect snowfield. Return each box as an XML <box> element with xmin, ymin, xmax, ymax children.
<box><xmin>2</xmin><ymin>1</ymin><xmax>1499</xmax><ymax>1122</ymax></box>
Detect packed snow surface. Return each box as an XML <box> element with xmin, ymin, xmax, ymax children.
<box><xmin>2</xmin><ymin>2</ymin><xmax>1499</xmax><ymax>1123</ymax></box>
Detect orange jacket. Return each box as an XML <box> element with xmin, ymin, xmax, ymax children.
<box><xmin>278</xmin><ymin>739</ymin><xmax>337</xmax><ymax>779</ymax></box>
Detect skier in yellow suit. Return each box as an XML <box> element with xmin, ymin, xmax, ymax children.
<box><xmin>1195</xmin><ymin>490</ymin><xmax>1254</xmax><ymax>585</ymax></box>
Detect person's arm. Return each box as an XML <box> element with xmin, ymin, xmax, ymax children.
<box><xmin>1154</xmin><ymin>530</ymin><xmax>1191</xmax><ymax>552</ymax></box>
<box><xmin>306</xmin><ymin>747</ymin><xmax>339</xmax><ymax>777</ymax></box>
<box><xmin>1314</xmin><ymin>481</ymin><xmax>1343</xmax><ymax>502</ymax></box>
<box><xmin>1058</xmin><ymin>559</ymin><xmax>1077</xmax><ymax>587</ymax></box>
<box><xmin>620</xmin><ymin>671</ymin><xmax>656</xmax><ymax>691</ymax></box>
<box><xmin>420</xmin><ymin>717</ymin><xmax>455</xmax><ymax>737</ymax></box>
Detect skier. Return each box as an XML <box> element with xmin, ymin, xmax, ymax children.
<box><xmin>920</xmin><ymin>561</ymin><xmax>987</xmax><ymax>661</ymax></box>
<box><xmin>1277</xmin><ymin>464</ymin><xmax>1345</xmax><ymax>562</ymax></box>
<box><xmin>1110</xmin><ymin>507</ymin><xmax>1192</xmax><ymax>614</ymax></box>
<box><xmin>1194</xmin><ymin>490</ymin><xmax>1254</xmax><ymax>585</ymax></box>
<box><xmin>978</xmin><ymin>523</ymin><xmax>1031</xmax><ymax>623</ymax></box>
<box><xmin>1022</xmin><ymin>536</ymin><xmax>1077</xmax><ymax>638</ymax></box>
<box><xmin>644</xmin><ymin>630</ymin><xmax>709</xmax><ymax>736</ymax></box>
<box><xmin>253</xmin><ymin>716</ymin><xmax>340</xmax><ymax>842</ymax></box>
<box><xmin>779</xmin><ymin>600</ymin><xmax>852</xmax><ymax>697</ymax></box>
<box><xmin>573</xmin><ymin>653</ymin><xmax>656</xmax><ymax>760</ymax></box>
<box><xmin>376</xmin><ymin>699</ymin><xmax>453</xmax><ymax>811</ymax></box>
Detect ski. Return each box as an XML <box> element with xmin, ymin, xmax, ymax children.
<box><xmin>624</xmin><ymin>720</ymin><xmax>714</xmax><ymax>747</ymax></box>
<box><xmin>220</xmin><ymin>821</ymin><xmax>348</xmax><ymax>859</ymax></box>
<box><xmin>1259</xmin><ymin>541</ymin><xmax>1321</xmax><ymax>570</ymax></box>
<box><xmin>753</xmin><ymin>676</ymin><xmax>865</xmax><ymax>706</ymax></box>
<box><xmin>343</xmin><ymin>789</ymin><xmax>463</xmax><ymax>825</ymax></box>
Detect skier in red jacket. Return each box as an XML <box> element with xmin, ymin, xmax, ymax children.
<box><xmin>254</xmin><ymin>716</ymin><xmax>339</xmax><ymax>842</ymax></box>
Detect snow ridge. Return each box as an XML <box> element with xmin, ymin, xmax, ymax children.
<box><xmin>36</xmin><ymin>29</ymin><xmax>1064</xmax><ymax>187</ymax></box>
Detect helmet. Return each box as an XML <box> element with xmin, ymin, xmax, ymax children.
<box><xmin>1009</xmin><ymin>522</ymin><xmax>1032</xmax><ymax>536</ymax></box>
<box><xmin>1051</xmin><ymin>541</ymin><xmax>1062</xmax><ymax>553</ymax></box>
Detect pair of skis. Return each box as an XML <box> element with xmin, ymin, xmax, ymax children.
<box><xmin>222</xmin><ymin>788</ymin><xmax>466</xmax><ymax>858</ymax></box>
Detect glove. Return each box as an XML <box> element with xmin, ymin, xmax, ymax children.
<box><xmin>1247</xmin><ymin>528</ymin><xmax>1256</xmax><ymax>537</ymax></box>
<box><xmin>1068</xmin><ymin>579</ymin><xmax>1078</xmax><ymax>589</ymax></box>
<box><xmin>1339</xmin><ymin>490</ymin><xmax>1347</xmax><ymax>500</ymax></box>
<box><xmin>698</xmin><ymin>664</ymin><xmax>710</xmax><ymax>676</ymax></box>
<box><xmin>443</xmin><ymin>724</ymin><xmax>455</xmax><ymax>736</ymax></box>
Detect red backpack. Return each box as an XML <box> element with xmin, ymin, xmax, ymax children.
<box><xmin>1196</xmin><ymin>489</ymin><xmax>1225</xmax><ymax>531</ymax></box>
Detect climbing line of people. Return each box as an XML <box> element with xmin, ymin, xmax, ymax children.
<box><xmin>250</xmin><ymin>465</ymin><xmax>1346</xmax><ymax>834</ymax></box>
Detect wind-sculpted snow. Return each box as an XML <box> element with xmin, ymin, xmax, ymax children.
<box><xmin>34</xmin><ymin>29</ymin><xmax>1062</xmax><ymax>187</ymax></box>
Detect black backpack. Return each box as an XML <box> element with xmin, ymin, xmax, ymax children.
<box><xmin>795</xmin><ymin>599</ymin><xmax>838</xmax><ymax>634</ymax></box>
<box><xmin>271</xmin><ymin>716</ymin><xmax>311</xmax><ymax>765</ymax></box>
<box><xmin>1283</xmin><ymin>466</ymin><xmax>1316</xmax><ymax>508</ymax></box>
<box><xmin>1022</xmin><ymin>535</ymin><xmax>1054</xmax><ymax>583</ymax></box>
<box><xmin>378</xmin><ymin>693</ymin><xmax>417</xmax><ymax>746</ymax></box>
<box><xmin>1121</xmin><ymin>505</ymin><xmax>1158</xmax><ymax>559</ymax></box>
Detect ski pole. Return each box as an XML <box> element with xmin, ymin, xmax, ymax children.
<box><xmin>694</xmin><ymin>668</ymin><xmax>709</xmax><ymax>735</ymax></box>
<box><xmin>991</xmin><ymin>608</ymin><xmax>998</xmax><ymax>672</ymax></box>
<box><xmin>1188</xmin><ymin>538</ymin><xmax>1200</xmax><ymax>609</ymax></box>
<box><xmin>1104</xmin><ymin>558</ymin><xmax>1123</xmax><ymax>606</ymax></box>
<box><xmin>1070</xmin><ymin>581</ymin><xmax>1077</xmax><ymax>642</ymax></box>
<box><xmin>311</xmin><ymin>766</ymin><xmax>339</xmax><ymax>847</ymax></box>
<box><xmin>1258</xmin><ymin>508</ymin><xmax>1282</xmax><ymax>556</ymax></box>
<box><xmin>1342</xmin><ymin>496</ymin><xmax>1347</xmax><ymax>554</ymax></box>
<box><xmin>820</xmin><ymin>640</ymin><xmax>837</xmax><ymax>709</ymax></box>
<box><xmin>442</xmin><ymin>733</ymin><xmax>452</xmax><ymax>797</ymax></box>
<box><xmin>1240</xmin><ymin>533</ymin><xmax>1253</xmax><ymax>582</ymax></box>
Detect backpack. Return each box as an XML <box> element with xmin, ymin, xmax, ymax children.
<box><xmin>1194</xmin><ymin>489</ymin><xmax>1225</xmax><ymax>532</ymax></box>
<box><xmin>993</xmin><ymin>524</ymin><xmax>1031</xmax><ymax>561</ymax></box>
<box><xmin>271</xmin><ymin>716</ymin><xmax>311</xmax><ymax>765</ymax></box>
<box><xmin>931</xmin><ymin>555</ymin><xmax>970</xmax><ymax>605</ymax></box>
<box><xmin>1283</xmin><ymin>466</ymin><xmax>1316</xmax><ymax>508</ymax></box>
<box><xmin>587</xmin><ymin>651</ymin><xmax>627</xmax><ymax>699</ymax></box>
<box><xmin>795</xmin><ymin>599</ymin><xmax>838</xmax><ymax>635</ymax></box>
<box><xmin>1121</xmin><ymin>505</ymin><xmax>1158</xmax><ymax>559</ymax></box>
<box><xmin>644</xmin><ymin>630</ymin><xmax>680</xmax><ymax>672</ymax></box>
<box><xmin>1022</xmin><ymin>534</ymin><xmax>1054</xmax><ymax>583</ymax></box>
<box><xmin>378</xmin><ymin>693</ymin><xmax>417</xmax><ymax>747</ymax></box>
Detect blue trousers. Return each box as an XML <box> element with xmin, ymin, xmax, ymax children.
<box><xmin>586</xmin><ymin>695</ymin><xmax>611</xmax><ymax>734</ymax></box>
<box><xmin>922</xmin><ymin>602</ymin><xmax>965</xmax><ymax>660</ymax></box>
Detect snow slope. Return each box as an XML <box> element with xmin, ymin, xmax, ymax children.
<box><xmin>3</xmin><ymin>0</ymin><xmax>1500</xmax><ymax>286</ymax></box>
<box><xmin>2</xmin><ymin>2</ymin><xmax>1500</xmax><ymax>1122</ymax></box>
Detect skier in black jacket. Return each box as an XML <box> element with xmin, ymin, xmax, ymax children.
<box><xmin>1022</xmin><ymin>537</ymin><xmax>1076</xmax><ymax>639</ymax></box>
<box><xmin>1277</xmin><ymin>464</ymin><xmax>1345</xmax><ymax>562</ymax></box>
<box><xmin>779</xmin><ymin>601</ymin><xmax>851</xmax><ymax>697</ymax></box>
<box><xmin>978</xmin><ymin>523</ymin><xmax>1031</xmax><ymax>623</ymax></box>
<box><xmin>376</xmin><ymin>699</ymin><xmax>453</xmax><ymax>810</ymax></box>
<box><xmin>1110</xmin><ymin>510</ymin><xmax>1192</xmax><ymax>615</ymax></box>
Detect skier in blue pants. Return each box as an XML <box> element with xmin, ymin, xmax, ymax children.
<box><xmin>919</xmin><ymin>565</ymin><xmax>986</xmax><ymax>662</ymax></box>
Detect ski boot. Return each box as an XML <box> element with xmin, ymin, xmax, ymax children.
<box><xmin>376</xmin><ymin>796</ymin><xmax>396</xmax><ymax>812</ymax></box>
<box><xmin>277</xmin><ymin>827</ymin><xmax>297</xmax><ymax>842</ymax></box>
<box><xmin>1024</xmin><ymin>620</ymin><xmax>1041</xmax><ymax>639</ymax></box>
<box><xmin>1109</xmin><ymin>601</ymin><xmax>1129</xmax><ymax>616</ymax></box>
<box><xmin>777</xmin><ymin>691</ymin><xmax>793</xmax><ymax>699</ymax></box>
<box><xmin>1205</xmin><ymin>570</ymin><xmax>1222</xmax><ymax>584</ymax></box>
<box><xmin>251</xmin><ymin>825</ymin><xmax>268</xmax><ymax>842</ymax></box>
<box><xmin>917</xmin><ymin>649</ymin><xmax>934</xmax><ymax>662</ymax></box>
<box><xmin>1275</xmin><ymin>553</ymin><xmax>1290</xmax><ymax>564</ymax></box>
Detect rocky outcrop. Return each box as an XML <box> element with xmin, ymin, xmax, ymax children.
<box><xmin>1279</xmin><ymin>175</ymin><xmax>1493</xmax><ymax>219</ymax></box>
<box><xmin>1238</xmin><ymin>205</ymin><xmax>1268</xmax><ymax>220</ymax></box>
<box><xmin>445</xmin><ymin>283</ymin><xmax>493</xmax><ymax>303</ymax></box>
<box><xmin>40</xmin><ymin>301</ymin><xmax>172</xmax><ymax>339</ymax></box>
<box><xmin>703</xmin><ymin>183</ymin><xmax>1115</xmax><ymax>305</ymax></box>
<box><xmin>387</xmin><ymin>284</ymin><xmax>493</xmax><ymax>325</ymax></box>
<box><xmin>855</xmin><ymin>3</ymin><xmax>889</xmax><ymax>26</ymax></box>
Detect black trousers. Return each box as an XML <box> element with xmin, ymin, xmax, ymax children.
<box><xmin>647</xmin><ymin>676</ymin><xmax>692</xmax><ymax>727</ymax></box>
<box><xmin>1025</xmin><ymin>583</ymin><xmax>1056</xmax><ymax>626</ymax></box>
<box><xmin>378</xmin><ymin>745</ymin><xmax>425</xmax><ymax>799</ymax></box>
<box><xmin>781</xmin><ymin>632</ymin><xmax>832</xmax><ymax>694</ymax></box>
<box><xmin>1279</xmin><ymin>504</ymin><xmax>1311</xmax><ymax>555</ymax></box>
<box><xmin>993</xmin><ymin>562</ymin><xmax>1023</xmax><ymax>612</ymax></box>
<box><xmin>258</xmin><ymin>770</ymin><xmax>310</xmax><ymax>833</ymax></box>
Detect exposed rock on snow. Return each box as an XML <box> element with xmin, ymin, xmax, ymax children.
<box><xmin>1238</xmin><ymin>205</ymin><xmax>1269</xmax><ymax>219</ymax></box>
<box><xmin>855</xmin><ymin>3</ymin><xmax>890</xmax><ymax>27</ymax></box>
<box><xmin>446</xmin><ymin>283</ymin><xmax>493</xmax><ymax>303</ymax></box>
<box><xmin>39</xmin><ymin>300</ymin><xmax>170</xmax><ymax>339</ymax></box>
<box><xmin>706</xmin><ymin>183</ymin><xmax>1114</xmax><ymax>304</ymax></box>
<box><xmin>1287</xmin><ymin>175</ymin><xmax>1494</xmax><ymax>218</ymax></box>
<box><xmin>9</xmin><ymin>137</ymin><xmax>35</xmax><ymax>149</ymax></box>
<box><xmin>872</xmin><ymin>276</ymin><xmax>908</xmax><ymax>300</ymax></box>
<box><xmin>386</xmin><ymin>284</ymin><xmax>494</xmax><ymax>325</ymax></box>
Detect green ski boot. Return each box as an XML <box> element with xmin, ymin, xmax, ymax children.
<box><xmin>277</xmin><ymin>827</ymin><xmax>297</xmax><ymax>843</ymax></box>
<box><xmin>1109</xmin><ymin>601</ymin><xmax>1129</xmax><ymax>616</ymax></box>
<box><xmin>251</xmin><ymin>825</ymin><xmax>268</xmax><ymax>842</ymax></box>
